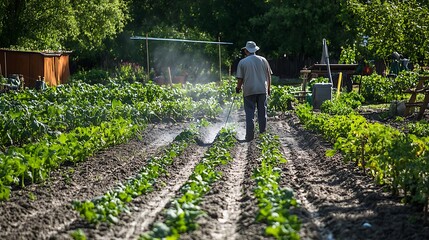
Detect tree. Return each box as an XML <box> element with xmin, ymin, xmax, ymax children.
<box><xmin>0</xmin><ymin>0</ymin><xmax>129</xmax><ymax>52</ymax></box>
<box><xmin>17</xmin><ymin>0</ymin><xmax>77</xmax><ymax>50</ymax></box>
<box><xmin>249</xmin><ymin>0</ymin><xmax>349</xmax><ymax>60</ymax></box>
<box><xmin>340</xmin><ymin>0</ymin><xmax>429</xmax><ymax>64</ymax></box>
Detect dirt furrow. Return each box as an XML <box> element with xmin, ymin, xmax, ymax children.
<box><xmin>0</xmin><ymin>123</ymin><xmax>186</xmax><ymax>240</ymax></box>
<box><xmin>270</xmin><ymin>119</ymin><xmax>328</xmax><ymax>239</ymax></box>
<box><xmin>272</xmin><ymin>114</ymin><xmax>429</xmax><ymax>240</ymax></box>
<box><xmin>98</xmin><ymin>145</ymin><xmax>208</xmax><ymax>240</ymax></box>
<box><xmin>181</xmin><ymin>142</ymin><xmax>249</xmax><ymax>240</ymax></box>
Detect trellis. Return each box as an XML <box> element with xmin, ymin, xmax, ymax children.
<box><xmin>130</xmin><ymin>35</ymin><xmax>233</xmax><ymax>82</ymax></box>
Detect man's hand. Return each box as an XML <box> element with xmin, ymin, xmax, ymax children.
<box><xmin>235</xmin><ymin>87</ymin><xmax>241</xmax><ymax>94</ymax></box>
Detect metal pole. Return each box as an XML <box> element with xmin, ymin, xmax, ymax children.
<box><xmin>130</xmin><ymin>36</ymin><xmax>233</xmax><ymax>45</ymax></box>
<box><xmin>146</xmin><ymin>33</ymin><xmax>150</xmax><ymax>81</ymax></box>
<box><xmin>323</xmin><ymin>39</ymin><xmax>333</xmax><ymax>84</ymax></box>
<box><xmin>168</xmin><ymin>66</ymin><xmax>172</xmax><ymax>85</ymax></box>
<box><xmin>224</xmin><ymin>96</ymin><xmax>235</xmax><ymax>127</ymax></box>
<box><xmin>218</xmin><ymin>36</ymin><xmax>222</xmax><ymax>82</ymax></box>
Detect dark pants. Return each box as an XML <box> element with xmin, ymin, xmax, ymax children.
<box><xmin>244</xmin><ymin>94</ymin><xmax>267</xmax><ymax>140</ymax></box>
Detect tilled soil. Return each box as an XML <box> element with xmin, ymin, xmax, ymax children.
<box><xmin>0</xmin><ymin>122</ymin><xmax>188</xmax><ymax>239</ymax></box>
<box><xmin>276</xmin><ymin>113</ymin><xmax>429</xmax><ymax>240</ymax></box>
<box><xmin>1</xmin><ymin>110</ymin><xmax>429</xmax><ymax>240</ymax></box>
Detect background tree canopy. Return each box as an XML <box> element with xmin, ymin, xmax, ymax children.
<box><xmin>0</xmin><ymin>0</ymin><xmax>428</xmax><ymax>74</ymax></box>
<box><xmin>340</xmin><ymin>0</ymin><xmax>429</xmax><ymax>64</ymax></box>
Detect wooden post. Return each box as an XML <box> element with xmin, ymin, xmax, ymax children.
<box><xmin>336</xmin><ymin>72</ymin><xmax>343</xmax><ymax>98</ymax></box>
<box><xmin>4</xmin><ymin>52</ymin><xmax>7</xmax><ymax>77</ymax></box>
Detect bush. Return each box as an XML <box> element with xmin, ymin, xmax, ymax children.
<box><xmin>337</xmin><ymin>91</ymin><xmax>365</xmax><ymax>109</ymax></box>
<box><xmin>70</xmin><ymin>69</ymin><xmax>110</xmax><ymax>85</ymax></box>
<box><xmin>320</xmin><ymin>100</ymin><xmax>354</xmax><ymax>115</ymax></box>
<box><xmin>360</xmin><ymin>71</ymin><xmax>418</xmax><ymax>103</ymax></box>
<box><xmin>269</xmin><ymin>85</ymin><xmax>296</xmax><ymax>113</ymax></box>
<box><xmin>320</xmin><ymin>91</ymin><xmax>364</xmax><ymax>115</ymax></box>
<box><xmin>114</xmin><ymin>62</ymin><xmax>147</xmax><ymax>83</ymax></box>
<box><xmin>307</xmin><ymin>77</ymin><xmax>329</xmax><ymax>92</ymax></box>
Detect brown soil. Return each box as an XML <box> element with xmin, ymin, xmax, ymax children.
<box><xmin>1</xmin><ymin>110</ymin><xmax>429</xmax><ymax>240</ymax></box>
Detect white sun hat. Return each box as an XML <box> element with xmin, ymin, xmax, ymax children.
<box><xmin>243</xmin><ymin>41</ymin><xmax>260</xmax><ymax>53</ymax></box>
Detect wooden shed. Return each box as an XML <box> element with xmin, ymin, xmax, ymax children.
<box><xmin>0</xmin><ymin>49</ymin><xmax>71</xmax><ymax>88</ymax></box>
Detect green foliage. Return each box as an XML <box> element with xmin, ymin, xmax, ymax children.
<box><xmin>0</xmin><ymin>118</ymin><xmax>138</xmax><ymax>200</ymax></box>
<box><xmin>360</xmin><ymin>71</ymin><xmax>417</xmax><ymax>103</ymax></box>
<box><xmin>339</xmin><ymin>44</ymin><xmax>357</xmax><ymax>64</ymax></box>
<box><xmin>406</xmin><ymin>121</ymin><xmax>429</xmax><ymax>137</ymax></box>
<box><xmin>0</xmin><ymin>80</ymin><xmax>235</xmax><ymax>200</ymax></box>
<box><xmin>70</xmin><ymin>229</ymin><xmax>87</xmax><ymax>240</ymax></box>
<box><xmin>142</xmin><ymin>127</ymin><xmax>237</xmax><ymax>239</ymax></box>
<box><xmin>341</xmin><ymin>0</ymin><xmax>429</xmax><ymax>63</ymax></box>
<box><xmin>114</xmin><ymin>62</ymin><xmax>147</xmax><ymax>83</ymax></box>
<box><xmin>269</xmin><ymin>85</ymin><xmax>296</xmax><ymax>113</ymax></box>
<box><xmin>296</xmin><ymin>103</ymin><xmax>429</xmax><ymax>208</ymax></box>
<box><xmin>2</xmin><ymin>0</ymin><xmax>429</xmax><ymax>71</ymax></box>
<box><xmin>249</xmin><ymin>1</ymin><xmax>346</xmax><ymax>59</ymax></box>
<box><xmin>1</xmin><ymin>0</ymin><xmax>129</xmax><ymax>51</ymax></box>
<box><xmin>73</xmin><ymin>127</ymin><xmax>197</xmax><ymax>224</ymax></box>
<box><xmin>69</xmin><ymin>69</ymin><xmax>111</xmax><ymax>85</ymax></box>
<box><xmin>321</xmin><ymin>90</ymin><xmax>365</xmax><ymax>115</ymax></box>
<box><xmin>320</xmin><ymin>100</ymin><xmax>354</xmax><ymax>116</ymax></box>
<box><xmin>72</xmin><ymin>0</ymin><xmax>129</xmax><ymax>50</ymax></box>
<box><xmin>16</xmin><ymin>0</ymin><xmax>78</xmax><ymax>50</ymax></box>
<box><xmin>338</xmin><ymin>91</ymin><xmax>365</xmax><ymax>109</ymax></box>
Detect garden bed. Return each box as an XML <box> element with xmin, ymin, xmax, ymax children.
<box><xmin>1</xmin><ymin>109</ymin><xmax>429</xmax><ymax>240</ymax></box>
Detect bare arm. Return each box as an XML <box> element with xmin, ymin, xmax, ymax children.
<box><xmin>236</xmin><ymin>78</ymin><xmax>244</xmax><ymax>91</ymax></box>
<box><xmin>267</xmin><ymin>70</ymin><xmax>271</xmax><ymax>95</ymax></box>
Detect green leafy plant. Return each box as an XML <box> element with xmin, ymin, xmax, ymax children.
<box><xmin>297</xmin><ymin>102</ymin><xmax>429</xmax><ymax>211</ymax></box>
<box><xmin>253</xmin><ymin>133</ymin><xmax>301</xmax><ymax>240</ymax></box>
<box><xmin>73</xmin><ymin>125</ymin><xmax>200</xmax><ymax>224</ymax></box>
<box><xmin>70</xmin><ymin>229</ymin><xmax>87</xmax><ymax>240</ymax></box>
<box><xmin>141</xmin><ymin>127</ymin><xmax>237</xmax><ymax>239</ymax></box>
<box><xmin>339</xmin><ymin>44</ymin><xmax>357</xmax><ymax>64</ymax></box>
<box><xmin>269</xmin><ymin>85</ymin><xmax>296</xmax><ymax>113</ymax></box>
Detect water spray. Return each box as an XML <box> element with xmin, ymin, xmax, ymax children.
<box><xmin>195</xmin><ymin>95</ymin><xmax>239</xmax><ymax>146</ymax></box>
<box><xmin>224</xmin><ymin>95</ymin><xmax>236</xmax><ymax>127</ymax></box>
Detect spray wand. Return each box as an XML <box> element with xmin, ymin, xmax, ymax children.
<box><xmin>195</xmin><ymin>89</ymin><xmax>240</xmax><ymax>146</ymax></box>
<box><xmin>224</xmin><ymin>95</ymin><xmax>236</xmax><ymax>127</ymax></box>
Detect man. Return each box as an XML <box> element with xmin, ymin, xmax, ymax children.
<box><xmin>235</xmin><ymin>41</ymin><xmax>272</xmax><ymax>142</ymax></box>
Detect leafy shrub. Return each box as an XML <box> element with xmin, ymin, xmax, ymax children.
<box><xmin>320</xmin><ymin>100</ymin><xmax>354</xmax><ymax>115</ymax></box>
<box><xmin>339</xmin><ymin>44</ymin><xmax>357</xmax><ymax>64</ymax></box>
<box><xmin>115</xmin><ymin>62</ymin><xmax>147</xmax><ymax>83</ymax></box>
<box><xmin>337</xmin><ymin>91</ymin><xmax>365</xmax><ymax>109</ymax></box>
<box><xmin>307</xmin><ymin>77</ymin><xmax>329</xmax><ymax>92</ymax></box>
<box><xmin>269</xmin><ymin>85</ymin><xmax>296</xmax><ymax>113</ymax></box>
<box><xmin>360</xmin><ymin>71</ymin><xmax>418</xmax><ymax>103</ymax></box>
<box><xmin>70</xmin><ymin>69</ymin><xmax>110</xmax><ymax>85</ymax></box>
<box><xmin>406</xmin><ymin>121</ymin><xmax>429</xmax><ymax>137</ymax></box>
<box><xmin>320</xmin><ymin>91</ymin><xmax>364</xmax><ymax>115</ymax></box>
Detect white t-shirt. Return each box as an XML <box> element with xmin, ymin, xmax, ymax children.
<box><xmin>236</xmin><ymin>54</ymin><xmax>272</xmax><ymax>97</ymax></box>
